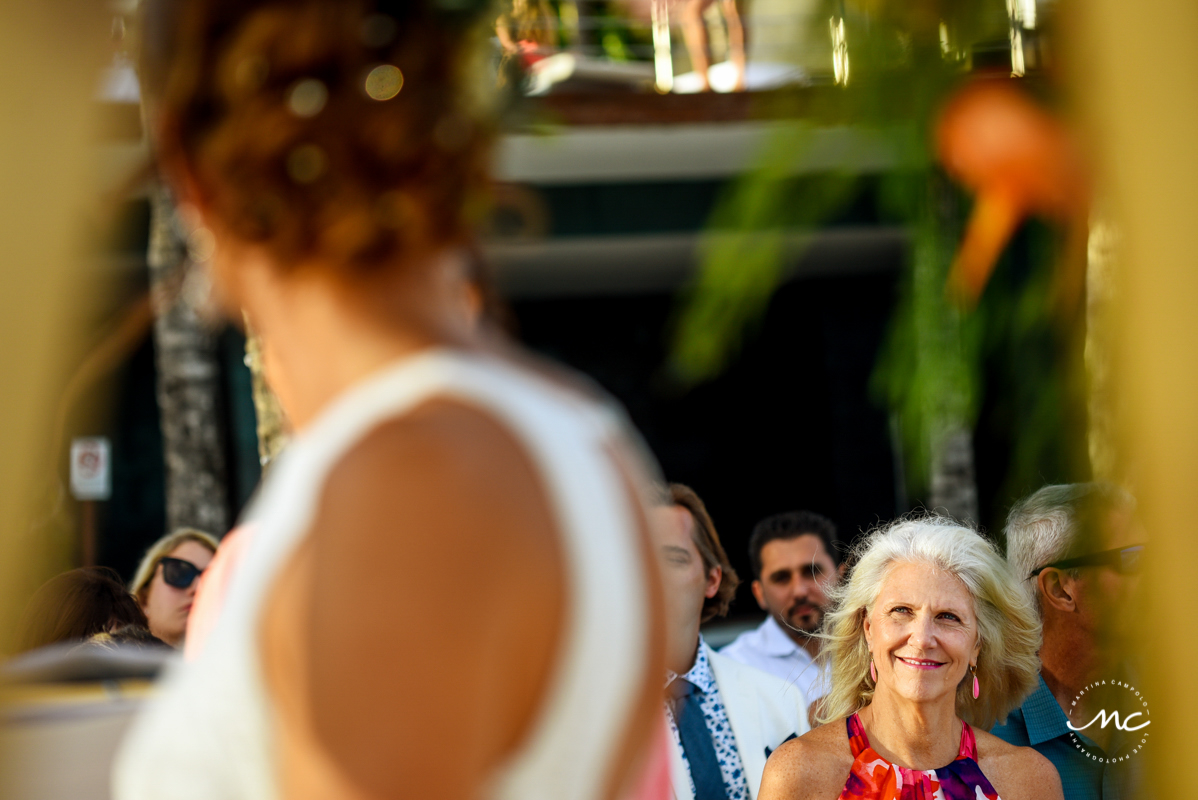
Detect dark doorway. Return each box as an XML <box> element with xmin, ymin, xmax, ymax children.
<box><xmin>511</xmin><ymin>268</ymin><xmax>902</xmax><ymax>617</ymax></box>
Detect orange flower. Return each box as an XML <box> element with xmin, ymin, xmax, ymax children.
<box><xmin>936</xmin><ymin>80</ymin><xmax>1088</xmax><ymax>306</ymax></box>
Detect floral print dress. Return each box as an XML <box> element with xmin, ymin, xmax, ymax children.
<box><xmin>838</xmin><ymin>714</ymin><xmax>1002</xmax><ymax>800</ymax></box>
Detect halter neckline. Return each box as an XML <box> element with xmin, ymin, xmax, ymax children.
<box><xmin>848</xmin><ymin>713</ymin><xmax>976</xmax><ymax>766</ymax></box>
<box><xmin>838</xmin><ymin>712</ymin><xmax>1002</xmax><ymax>800</ymax></box>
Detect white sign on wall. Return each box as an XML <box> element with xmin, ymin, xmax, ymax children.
<box><xmin>70</xmin><ymin>437</ymin><xmax>112</xmax><ymax>501</ymax></box>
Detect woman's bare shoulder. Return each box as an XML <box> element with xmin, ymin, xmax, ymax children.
<box><xmin>278</xmin><ymin>398</ymin><xmax>568</xmax><ymax>798</ymax></box>
<box><xmin>974</xmin><ymin>728</ymin><xmax>1063</xmax><ymax>800</ymax></box>
<box><xmin>759</xmin><ymin>720</ymin><xmax>853</xmax><ymax>800</ymax></box>
<box><xmin>327</xmin><ymin>396</ymin><xmax>559</xmax><ymax>533</ymax></box>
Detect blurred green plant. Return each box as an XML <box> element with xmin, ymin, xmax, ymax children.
<box><xmin>593</xmin><ymin>0</ymin><xmax>654</xmax><ymax>61</ymax></box>
<box><xmin>870</xmin><ymin>173</ymin><xmax>982</xmax><ymax>492</ymax></box>
<box><xmin>669</xmin><ymin>0</ymin><xmax>1086</xmax><ymax>510</ymax></box>
<box><xmin>671</xmin><ymin>0</ymin><xmax>999</xmax><ymax>377</ymax></box>
<box><xmin>670</xmin><ymin>126</ymin><xmax>861</xmax><ymax>379</ymax></box>
<box><xmin>602</xmin><ymin>29</ymin><xmax>633</xmax><ymax>60</ymax></box>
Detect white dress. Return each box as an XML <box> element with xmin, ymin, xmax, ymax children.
<box><xmin>113</xmin><ymin>349</ymin><xmax>654</xmax><ymax>800</ymax></box>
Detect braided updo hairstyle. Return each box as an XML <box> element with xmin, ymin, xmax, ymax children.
<box><xmin>140</xmin><ymin>0</ymin><xmax>497</xmax><ymax>272</ymax></box>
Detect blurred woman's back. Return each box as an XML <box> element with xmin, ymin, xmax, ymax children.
<box><xmin>114</xmin><ymin>2</ymin><xmax>667</xmax><ymax>799</ymax></box>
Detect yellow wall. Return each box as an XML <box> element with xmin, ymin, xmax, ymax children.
<box><xmin>1071</xmin><ymin>0</ymin><xmax>1198</xmax><ymax>794</ymax></box>
<box><xmin>0</xmin><ymin>3</ymin><xmax>108</xmax><ymax>637</ymax></box>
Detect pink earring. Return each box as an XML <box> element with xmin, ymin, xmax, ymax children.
<box><xmin>971</xmin><ymin>665</ymin><xmax>980</xmax><ymax>699</ymax></box>
<box><xmin>870</xmin><ymin>660</ymin><xmax>877</xmax><ymax>682</ymax></box>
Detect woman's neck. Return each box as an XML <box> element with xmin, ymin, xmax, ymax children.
<box><xmin>857</xmin><ymin>690</ymin><xmax>962</xmax><ymax>771</ymax></box>
<box><xmin>236</xmin><ymin>247</ymin><xmax>476</xmax><ymax>430</ymax></box>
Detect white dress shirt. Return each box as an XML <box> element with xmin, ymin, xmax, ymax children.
<box><xmin>719</xmin><ymin>616</ymin><xmax>829</xmax><ymax>703</ymax></box>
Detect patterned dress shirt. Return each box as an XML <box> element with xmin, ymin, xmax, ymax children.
<box><xmin>664</xmin><ymin>637</ymin><xmax>749</xmax><ymax>800</ymax></box>
<box><xmin>991</xmin><ymin>674</ymin><xmax>1141</xmax><ymax>800</ymax></box>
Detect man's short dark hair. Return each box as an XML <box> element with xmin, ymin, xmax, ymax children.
<box><xmin>748</xmin><ymin>511</ymin><xmax>839</xmax><ymax>579</ymax></box>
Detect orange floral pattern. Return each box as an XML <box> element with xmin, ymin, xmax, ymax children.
<box><xmin>838</xmin><ymin>714</ymin><xmax>1002</xmax><ymax>800</ymax></box>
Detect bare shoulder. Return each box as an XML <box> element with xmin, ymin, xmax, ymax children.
<box><xmin>268</xmin><ymin>398</ymin><xmax>568</xmax><ymax>800</ymax></box>
<box><xmin>974</xmin><ymin>728</ymin><xmax>1064</xmax><ymax>800</ymax></box>
<box><xmin>321</xmin><ymin>396</ymin><xmax>562</xmax><ymax>567</ymax></box>
<box><xmin>332</xmin><ymin>396</ymin><xmax>545</xmax><ymax>495</ymax></box>
<box><xmin>759</xmin><ymin>721</ymin><xmax>853</xmax><ymax>800</ymax></box>
<box><xmin>312</xmin><ymin>396</ymin><xmax>567</xmax><ymax>608</ymax></box>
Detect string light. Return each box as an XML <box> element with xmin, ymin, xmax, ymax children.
<box><xmin>831</xmin><ymin>17</ymin><xmax>849</xmax><ymax>86</ymax></box>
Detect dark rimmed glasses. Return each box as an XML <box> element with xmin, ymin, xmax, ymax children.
<box><xmin>1028</xmin><ymin>543</ymin><xmax>1146</xmax><ymax>579</ymax></box>
<box><xmin>158</xmin><ymin>556</ymin><xmax>205</xmax><ymax>590</ymax></box>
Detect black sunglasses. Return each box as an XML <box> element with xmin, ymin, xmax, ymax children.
<box><xmin>158</xmin><ymin>556</ymin><xmax>205</xmax><ymax>590</ymax></box>
<box><xmin>1029</xmin><ymin>543</ymin><xmax>1146</xmax><ymax>579</ymax></box>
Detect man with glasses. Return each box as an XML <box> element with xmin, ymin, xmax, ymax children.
<box><xmin>994</xmin><ymin>483</ymin><xmax>1144</xmax><ymax>800</ymax></box>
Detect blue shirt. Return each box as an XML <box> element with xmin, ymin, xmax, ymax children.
<box><xmin>991</xmin><ymin>675</ymin><xmax>1140</xmax><ymax>800</ymax></box>
<box><xmin>664</xmin><ymin>638</ymin><xmax>750</xmax><ymax>800</ymax></box>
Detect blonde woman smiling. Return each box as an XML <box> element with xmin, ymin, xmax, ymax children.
<box><xmin>760</xmin><ymin>516</ymin><xmax>1062</xmax><ymax>800</ymax></box>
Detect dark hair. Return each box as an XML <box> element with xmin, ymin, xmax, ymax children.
<box><xmin>749</xmin><ymin>510</ymin><xmax>839</xmax><ymax>579</ymax></box>
<box><xmin>15</xmin><ymin>567</ymin><xmax>149</xmax><ymax>653</ymax></box>
<box><xmin>668</xmin><ymin>484</ymin><xmax>740</xmax><ymax>623</ymax></box>
<box><xmin>140</xmin><ymin>0</ymin><xmax>496</xmax><ymax>272</ymax></box>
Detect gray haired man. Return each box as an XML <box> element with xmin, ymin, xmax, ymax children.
<box><xmin>993</xmin><ymin>484</ymin><xmax>1144</xmax><ymax>800</ymax></box>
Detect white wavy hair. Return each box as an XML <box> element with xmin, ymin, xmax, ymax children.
<box><xmin>815</xmin><ymin>515</ymin><xmax>1041</xmax><ymax>730</ymax></box>
<box><xmin>1004</xmin><ymin>483</ymin><xmax>1135</xmax><ymax>616</ymax></box>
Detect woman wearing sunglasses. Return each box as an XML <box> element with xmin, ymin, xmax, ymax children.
<box><xmin>129</xmin><ymin>528</ymin><xmax>219</xmax><ymax>648</ymax></box>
